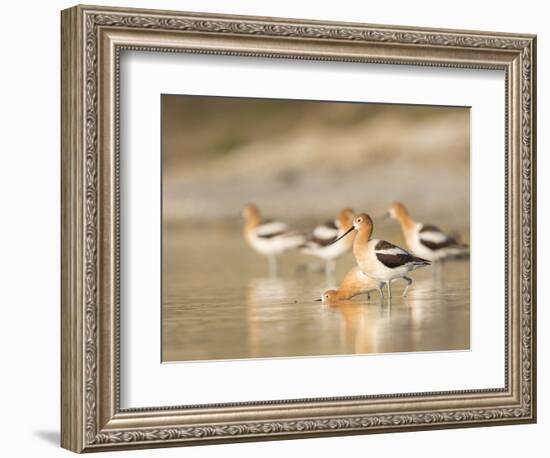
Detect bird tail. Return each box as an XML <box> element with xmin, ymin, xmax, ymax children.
<box><xmin>448</xmin><ymin>243</ymin><xmax>470</xmax><ymax>260</ymax></box>
<box><xmin>298</xmin><ymin>239</ymin><xmax>317</xmax><ymax>254</ymax></box>
<box><xmin>280</xmin><ymin>231</ymin><xmax>307</xmax><ymax>249</ymax></box>
<box><xmin>411</xmin><ymin>256</ymin><xmax>431</xmax><ymax>266</ymax></box>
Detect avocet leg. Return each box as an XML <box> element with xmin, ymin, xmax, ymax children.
<box><xmin>325</xmin><ymin>259</ymin><xmax>336</xmax><ymax>278</ymax></box>
<box><xmin>402</xmin><ymin>276</ymin><xmax>413</xmax><ymax>297</ymax></box>
<box><xmin>432</xmin><ymin>260</ymin><xmax>439</xmax><ymax>281</ymax></box>
<box><xmin>377</xmin><ymin>285</ymin><xmax>384</xmax><ymax>303</ymax></box>
<box><xmin>385</xmin><ymin>280</ymin><xmax>392</xmax><ymax>306</ymax></box>
<box><xmin>268</xmin><ymin>255</ymin><xmax>278</xmax><ymax>277</ymax></box>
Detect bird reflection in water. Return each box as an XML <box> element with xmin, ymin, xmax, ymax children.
<box><xmin>321</xmin><ymin>298</ymin><xmax>378</xmax><ymax>355</ymax></box>
<box><xmin>245</xmin><ymin>276</ymin><xmax>289</xmax><ymax>359</ymax></box>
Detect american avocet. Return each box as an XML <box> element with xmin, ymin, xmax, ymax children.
<box><xmin>300</xmin><ymin>208</ymin><xmax>355</xmax><ymax>276</ymax></box>
<box><xmin>242</xmin><ymin>203</ymin><xmax>305</xmax><ymax>276</ymax></box>
<box><xmin>318</xmin><ymin>266</ymin><xmax>384</xmax><ymax>302</ymax></box>
<box><xmin>387</xmin><ymin>202</ymin><xmax>469</xmax><ymax>263</ymax></box>
<box><xmin>332</xmin><ymin>213</ymin><xmax>430</xmax><ymax>303</ymax></box>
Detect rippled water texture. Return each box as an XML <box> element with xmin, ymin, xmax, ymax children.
<box><xmin>162</xmin><ymin>229</ymin><xmax>470</xmax><ymax>362</ymax></box>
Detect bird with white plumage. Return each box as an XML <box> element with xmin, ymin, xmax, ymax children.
<box><xmin>300</xmin><ymin>207</ymin><xmax>355</xmax><ymax>277</ymax></box>
<box><xmin>387</xmin><ymin>202</ymin><xmax>469</xmax><ymax>264</ymax></box>
<box><xmin>242</xmin><ymin>203</ymin><xmax>305</xmax><ymax>276</ymax></box>
<box><xmin>331</xmin><ymin>213</ymin><xmax>431</xmax><ymax>304</ymax></box>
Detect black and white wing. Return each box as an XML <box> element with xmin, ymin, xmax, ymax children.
<box><xmin>309</xmin><ymin>219</ymin><xmax>339</xmax><ymax>246</ymax></box>
<box><xmin>418</xmin><ymin>224</ymin><xmax>459</xmax><ymax>251</ymax></box>
<box><xmin>375</xmin><ymin>240</ymin><xmax>430</xmax><ymax>268</ymax></box>
<box><xmin>254</xmin><ymin>219</ymin><xmax>289</xmax><ymax>239</ymax></box>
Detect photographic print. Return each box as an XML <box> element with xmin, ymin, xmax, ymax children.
<box><xmin>62</xmin><ymin>7</ymin><xmax>536</xmax><ymax>450</ymax></box>
<box><xmin>161</xmin><ymin>95</ymin><xmax>470</xmax><ymax>362</ymax></box>
<box><xmin>60</xmin><ymin>5</ymin><xmax>537</xmax><ymax>452</ymax></box>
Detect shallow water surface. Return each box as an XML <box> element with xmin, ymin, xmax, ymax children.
<box><xmin>162</xmin><ymin>229</ymin><xmax>470</xmax><ymax>362</ymax></box>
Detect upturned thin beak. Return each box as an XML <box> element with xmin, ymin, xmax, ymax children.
<box><xmin>332</xmin><ymin>226</ymin><xmax>354</xmax><ymax>244</ymax></box>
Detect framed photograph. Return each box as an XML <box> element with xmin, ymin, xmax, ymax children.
<box><xmin>61</xmin><ymin>4</ymin><xmax>537</xmax><ymax>453</ymax></box>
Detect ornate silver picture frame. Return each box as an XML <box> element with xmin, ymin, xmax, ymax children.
<box><xmin>61</xmin><ymin>4</ymin><xmax>536</xmax><ymax>453</ymax></box>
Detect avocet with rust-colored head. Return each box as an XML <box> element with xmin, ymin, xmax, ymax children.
<box><xmin>387</xmin><ymin>201</ymin><xmax>469</xmax><ymax>262</ymax></box>
<box><xmin>333</xmin><ymin>213</ymin><xmax>430</xmax><ymax>303</ymax></box>
<box><xmin>318</xmin><ymin>266</ymin><xmax>384</xmax><ymax>303</ymax></box>
<box><xmin>300</xmin><ymin>207</ymin><xmax>355</xmax><ymax>276</ymax></box>
<box><xmin>242</xmin><ymin>203</ymin><xmax>305</xmax><ymax>276</ymax></box>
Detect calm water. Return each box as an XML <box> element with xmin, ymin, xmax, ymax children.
<box><xmin>162</xmin><ymin>228</ymin><xmax>470</xmax><ymax>362</ymax></box>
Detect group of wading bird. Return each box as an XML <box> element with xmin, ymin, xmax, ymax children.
<box><xmin>242</xmin><ymin>202</ymin><xmax>469</xmax><ymax>305</ymax></box>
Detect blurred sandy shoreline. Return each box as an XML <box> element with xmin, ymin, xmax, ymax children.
<box><xmin>163</xmin><ymin>97</ymin><xmax>469</xmax><ymax>234</ymax></box>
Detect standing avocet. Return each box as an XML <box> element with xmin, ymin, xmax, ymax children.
<box><xmin>300</xmin><ymin>207</ymin><xmax>355</xmax><ymax>277</ymax></box>
<box><xmin>242</xmin><ymin>203</ymin><xmax>305</xmax><ymax>276</ymax></box>
<box><xmin>318</xmin><ymin>266</ymin><xmax>384</xmax><ymax>302</ymax></box>
<box><xmin>387</xmin><ymin>202</ymin><xmax>469</xmax><ymax>263</ymax></box>
<box><xmin>332</xmin><ymin>213</ymin><xmax>430</xmax><ymax>303</ymax></box>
